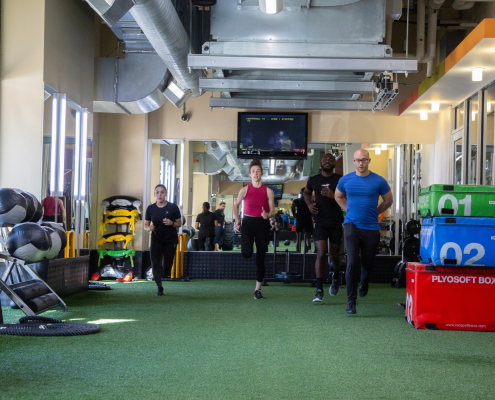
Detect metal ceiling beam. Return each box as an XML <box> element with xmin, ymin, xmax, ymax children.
<box><xmin>189</xmin><ymin>55</ymin><xmax>418</xmax><ymax>73</ymax></box>
<box><xmin>209</xmin><ymin>97</ymin><xmax>374</xmax><ymax>110</ymax></box>
<box><xmin>199</xmin><ymin>78</ymin><xmax>374</xmax><ymax>93</ymax></box>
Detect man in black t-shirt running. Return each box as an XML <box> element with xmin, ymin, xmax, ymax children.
<box><xmin>291</xmin><ymin>187</ymin><xmax>313</xmax><ymax>253</ymax></box>
<box><xmin>304</xmin><ymin>153</ymin><xmax>344</xmax><ymax>302</ymax></box>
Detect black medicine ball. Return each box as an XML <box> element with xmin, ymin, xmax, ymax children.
<box><xmin>6</xmin><ymin>222</ymin><xmax>52</xmax><ymax>263</ymax></box>
<box><xmin>14</xmin><ymin>190</ymin><xmax>36</xmax><ymax>223</ymax></box>
<box><xmin>42</xmin><ymin>226</ymin><xmax>62</xmax><ymax>260</ymax></box>
<box><xmin>284</xmin><ymin>240</ymin><xmax>290</xmax><ymax>246</ymax></box>
<box><xmin>0</xmin><ymin>188</ymin><xmax>27</xmax><ymax>227</ymax></box>
<box><xmin>29</xmin><ymin>192</ymin><xmax>43</xmax><ymax>223</ymax></box>
<box><xmin>40</xmin><ymin>222</ymin><xmax>67</xmax><ymax>250</ymax></box>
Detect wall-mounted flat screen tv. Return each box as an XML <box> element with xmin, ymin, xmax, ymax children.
<box><xmin>266</xmin><ymin>184</ymin><xmax>283</xmax><ymax>200</ymax></box>
<box><xmin>237</xmin><ymin>112</ymin><xmax>308</xmax><ymax>160</ymax></box>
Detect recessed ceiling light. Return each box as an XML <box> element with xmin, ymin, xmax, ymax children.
<box><xmin>420</xmin><ymin>111</ymin><xmax>428</xmax><ymax>120</ymax></box>
<box><xmin>431</xmin><ymin>101</ymin><xmax>440</xmax><ymax>112</ymax></box>
<box><xmin>471</xmin><ymin>68</ymin><xmax>484</xmax><ymax>82</ymax></box>
<box><xmin>381</xmin><ymin>144</ymin><xmax>387</xmax><ymax>150</ymax></box>
<box><xmin>375</xmin><ymin>148</ymin><xmax>381</xmax><ymax>155</ymax></box>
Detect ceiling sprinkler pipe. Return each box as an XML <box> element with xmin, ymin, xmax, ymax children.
<box><xmin>416</xmin><ymin>0</ymin><xmax>425</xmax><ymax>63</ymax></box>
<box><xmin>452</xmin><ymin>0</ymin><xmax>474</xmax><ymax>10</ymax></box>
<box><xmin>423</xmin><ymin>5</ymin><xmax>438</xmax><ymax>77</ymax></box>
<box><xmin>430</xmin><ymin>0</ymin><xmax>446</xmax><ymax>9</ymax></box>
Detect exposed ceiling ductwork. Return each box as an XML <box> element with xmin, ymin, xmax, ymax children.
<box><xmin>189</xmin><ymin>0</ymin><xmax>416</xmax><ymax>111</ymax></box>
<box><xmin>86</xmin><ymin>0</ymin><xmax>205</xmax><ymax>111</ymax></box>
<box><xmin>94</xmin><ymin>53</ymin><xmax>170</xmax><ymax>114</ymax></box>
<box><xmin>194</xmin><ymin>141</ymin><xmax>312</xmax><ymax>184</ymax></box>
<box><xmin>130</xmin><ymin>0</ymin><xmax>202</xmax><ymax>99</ymax></box>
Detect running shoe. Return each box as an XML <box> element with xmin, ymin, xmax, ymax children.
<box><xmin>254</xmin><ymin>290</ymin><xmax>264</xmax><ymax>300</ymax></box>
<box><xmin>313</xmin><ymin>289</ymin><xmax>323</xmax><ymax>302</ymax></box>
<box><xmin>359</xmin><ymin>281</ymin><xmax>369</xmax><ymax>297</ymax></box>
<box><xmin>346</xmin><ymin>302</ymin><xmax>357</xmax><ymax>314</ymax></box>
<box><xmin>330</xmin><ymin>279</ymin><xmax>339</xmax><ymax>296</ymax></box>
<box><xmin>156</xmin><ymin>287</ymin><xmax>164</xmax><ymax>296</ymax></box>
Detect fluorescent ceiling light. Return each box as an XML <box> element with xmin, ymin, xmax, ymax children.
<box><xmin>74</xmin><ymin>111</ymin><xmax>81</xmax><ymax>198</ymax></box>
<box><xmin>375</xmin><ymin>148</ymin><xmax>381</xmax><ymax>155</ymax></box>
<box><xmin>381</xmin><ymin>144</ymin><xmax>387</xmax><ymax>150</ymax></box>
<box><xmin>420</xmin><ymin>111</ymin><xmax>428</xmax><ymax>120</ymax></box>
<box><xmin>472</xmin><ymin>111</ymin><xmax>477</xmax><ymax>121</ymax></box>
<box><xmin>80</xmin><ymin>110</ymin><xmax>88</xmax><ymax>197</ymax></box>
<box><xmin>50</xmin><ymin>97</ymin><xmax>58</xmax><ymax>194</ymax></box>
<box><xmin>259</xmin><ymin>0</ymin><xmax>283</xmax><ymax>14</ymax></box>
<box><xmin>471</xmin><ymin>68</ymin><xmax>483</xmax><ymax>82</ymax></box>
<box><xmin>431</xmin><ymin>101</ymin><xmax>440</xmax><ymax>112</ymax></box>
<box><xmin>488</xmin><ymin>102</ymin><xmax>492</xmax><ymax>113</ymax></box>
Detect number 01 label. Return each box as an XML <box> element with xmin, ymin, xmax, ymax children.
<box><xmin>438</xmin><ymin>195</ymin><xmax>471</xmax><ymax>216</ymax></box>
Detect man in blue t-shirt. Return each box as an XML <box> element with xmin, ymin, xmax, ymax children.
<box><xmin>335</xmin><ymin>149</ymin><xmax>393</xmax><ymax>315</ymax></box>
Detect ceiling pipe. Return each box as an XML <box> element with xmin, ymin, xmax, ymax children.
<box><xmin>452</xmin><ymin>0</ymin><xmax>475</xmax><ymax>10</ymax></box>
<box><xmin>423</xmin><ymin>5</ymin><xmax>438</xmax><ymax>78</ymax></box>
<box><xmin>416</xmin><ymin>0</ymin><xmax>425</xmax><ymax>63</ymax></box>
<box><xmin>130</xmin><ymin>0</ymin><xmax>202</xmax><ymax>97</ymax></box>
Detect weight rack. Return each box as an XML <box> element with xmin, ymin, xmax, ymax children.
<box><xmin>0</xmin><ymin>252</ymin><xmax>67</xmax><ymax>324</ymax></box>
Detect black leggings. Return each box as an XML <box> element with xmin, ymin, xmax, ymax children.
<box><xmin>198</xmin><ymin>234</ymin><xmax>215</xmax><ymax>251</ymax></box>
<box><xmin>150</xmin><ymin>239</ymin><xmax>176</xmax><ymax>288</ymax></box>
<box><xmin>241</xmin><ymin>216</ymin><xmax>270</xmax><ymax>282</ymax></box>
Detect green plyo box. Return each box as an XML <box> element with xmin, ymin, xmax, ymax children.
<box><xmin>418</xmin><ymin>184</ymin><xmax>495</xmax><ymax>218</ymax></box>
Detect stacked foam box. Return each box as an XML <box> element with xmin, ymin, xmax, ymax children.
<box><xmin>93</xmin><ymin>196</ymin><xmax>142</xmax><ymax>281</ymax></box>
<box><xmin>405</xmin><ymin>184</ymin><xmax>495</xmax><ymax>331</ymax></box>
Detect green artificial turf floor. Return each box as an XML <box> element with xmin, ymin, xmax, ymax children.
<box><xmin>1</xmin><ymin>280</ymin><xmax>495</xmax><ymax>399</ymax></box>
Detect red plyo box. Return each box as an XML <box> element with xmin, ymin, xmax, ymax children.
<box><xmin>405</xmin><ymin>262</ymin><xmax>495</xmax><ymax>331</ymax></box>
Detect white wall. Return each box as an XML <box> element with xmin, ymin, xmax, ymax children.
<box><xmin>0</xmin><ymin>0</ymin><xmax>45</xmax><ymax>197</ymax></box>
<box><xmin>433</xmin><ymin>107</ymin><xmax>452</xmax><ymax>184</ymax></box>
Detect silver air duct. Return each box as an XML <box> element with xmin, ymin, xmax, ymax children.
<box><xmin>217</xmin><ymin>141</ymin><xmax>250</xmax><ymax>177</ymax></box>
<box><xmin>94</xmin><ymin>54</ymin><xmax>170</xmax><ymax>114</ymax></box>
<box><xmin>222</xmin><ymin>162</ymin><xmax>296</xmax><ymax>184</ymax></box>
<box><xmin>130</xmin><ymin>0</ymin><xmax>202</xmax><ymax>101</ymax></box>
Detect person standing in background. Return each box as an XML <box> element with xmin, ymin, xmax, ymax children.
<box><xmin>41</xmin><ymin>190</ymin><xmax>66</xmax><ymax>229</ymax></box>
<box><xmin>195</xmin><ymin>202</ymin><xmax>216</xmax><ymax>251</ymax></box>
<box><xmin>292</xmin><ymin>188</ymin><xmax>313</xmax><ymax>253</ymax></box>
<box><xmin>213</xmin><ymin>201</ymin><xmax>230</xmax><ymax>251</ymax></box>
<box><xmin>281</xmin><ymin>209</ymin><xmax>290</xmax><ymax>230</ymax></box>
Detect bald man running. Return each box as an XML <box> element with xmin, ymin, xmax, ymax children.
<box><xmin>335</xmin><ymin>149</ymin><xmax>393</xmax><ymax>314</ymax></box>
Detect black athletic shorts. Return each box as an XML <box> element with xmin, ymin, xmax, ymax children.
<box><xmin>296</xmin><ymin>219</ymin><xmax>313</xmax><ymax>234</ymax></box>
<box><xmin>313</xmin><ymin>223</ymin><xmax>343</xmax><ymax>244</ymax></box>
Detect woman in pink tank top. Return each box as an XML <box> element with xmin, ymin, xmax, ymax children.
<box><xmin>234</xmin><ymin>159</ymin><xmax>275</xmax><ymax>299</ymax></box>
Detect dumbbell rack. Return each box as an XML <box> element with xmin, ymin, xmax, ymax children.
<box><xmin>0</xmin><ymin>252</ymin><xmax>67</xmax><ymax>324</ymax></box>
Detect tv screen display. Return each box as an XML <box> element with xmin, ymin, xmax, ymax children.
<box><xmin>266</xmin><ymin>184</ymin><xmax>283</xmax><ymax>199</ymax></box>
<box><xmin>237</xmin><ymin>112</ymin><xmax>308</xmax><ymax>160</ymax></box>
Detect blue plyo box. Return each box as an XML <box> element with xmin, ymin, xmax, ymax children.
<box><xmin>420</xmin><ymin>217</ymin><xmax>495</xmax><ymax>267</ymax></box>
